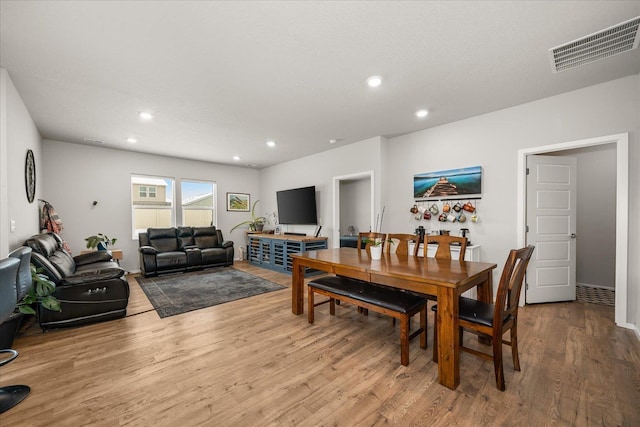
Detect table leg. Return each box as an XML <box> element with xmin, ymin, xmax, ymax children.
<box><xmin>292</xmin><ymin>259</ymin><xmax>305</xmax><ymax>315</ymax></box>
<box><xmin>436</xmin><ymin>286</ymin><xmax>460</xmax><ymax>389</ymax></box>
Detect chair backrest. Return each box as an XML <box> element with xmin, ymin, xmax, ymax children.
<box><xmin>8</xmin><ymin>246</ymin><xmax>33</xmax><ymax>301</ymax></box>
<box><xmin>356</xmin><ymin>232</ymin><xmax>386</xmax><ymax>254</ymax></box>
<box><xmin>494</xmin><ymin>246</ymin><xmax>535</xmax><ymax>325</ymax></box>
<box><xmin>424</xmin><ymin>235</ymin><xmax>467</xmax><ymax>260</ymax></box>
<box><xmin>0</xmin><ymin>258</ymin><xmax>20</xmax><ymax>324</ymax></box>
<box><xmin>385</xmin><ymin>233</ymin><xmax>419</xmax><ymax>256</ymax></box>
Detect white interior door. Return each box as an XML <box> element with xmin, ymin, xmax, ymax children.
<box><xmin>526</xmin><ymin>155</ymin><xmax>577</xmax><ymax>303</ymax></box>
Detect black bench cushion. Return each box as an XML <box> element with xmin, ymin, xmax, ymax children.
<box><xmin>308</xmin><ymin>276</ymin><xmax>427</xmax><ymax>314</ymax></box>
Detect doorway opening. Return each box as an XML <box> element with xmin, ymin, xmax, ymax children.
<box><xmin>333</xmin><ymin>171</ymin><xmax>375</xmax><ymax>248</ymax></box>
<box><xmin>517</xmin><ymin>133</ymin><xmax>629</xmax><ymax>327</ymax></box>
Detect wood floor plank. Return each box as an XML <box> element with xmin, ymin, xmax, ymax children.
<box><xmin>2</xmin><ymin>261</ymin><xmax>639</xmax><ymax>426</ymax></box>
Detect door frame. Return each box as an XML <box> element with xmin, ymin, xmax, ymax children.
<box><xmin>517</xmin><ymin>133</ymin><xmax>629</xmax><ymax>328</ymax></box>
<box><xmin>333</xmin><ymin>171</ymin><xmax>375</xmax><ymax>248</ymax></box>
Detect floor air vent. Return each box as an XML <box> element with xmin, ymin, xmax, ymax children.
<box><xmin>549</xmin><ymin>16</ymin><xmax>640</xmax><ymax>73</ymax></box>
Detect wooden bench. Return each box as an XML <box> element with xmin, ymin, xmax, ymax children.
<box><xmin>307</xmin><ymin>276</ymin><xmax>428</xmax><ymax>366</ymax></box>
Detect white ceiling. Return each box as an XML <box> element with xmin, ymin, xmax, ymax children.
<box><xmin>2</xmin><ymin>1</ymin><xmax>639</xmax><ymax>169</ymax></box>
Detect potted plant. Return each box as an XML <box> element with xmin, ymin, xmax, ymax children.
<box><xmin>363</xmin><ymin>237</ymin><xmax>393</xmax><ymax>260</ymax></box>
<box><xmin>17</xmin><ymin>264</ymin><xmax>62</xmax><ymax>314</ymax></box>
<box><xmin>85</xmin><ymin>233</ymin><xmax>117</xmax><ymax>250</ymax></box>
<box><xmin>230</xmin><ymin>200</ymin><xmax>267</xmax><ymax>233</ymax></box>
<box><xmin>1</xmin><ymin>264</ymin><xmax>61</xmax><ymax>348</ymax></box>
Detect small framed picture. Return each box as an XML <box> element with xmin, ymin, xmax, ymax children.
<box><xmin>227</xmin><ymin>193</ymin><xmax>250</xmax><ymax>212</ymax></box>
<box><xmin>274</xmin><ymin>225</ymin><xmax>282</xmax><ymax>235</ymax></box>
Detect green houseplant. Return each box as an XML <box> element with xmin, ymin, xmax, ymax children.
<box><xmin>1</xmin><ymin>264</ymin><xmax>61</xmax><ymax>348</ymax></box>
<box><xmin>230</xmin><ymin>200</ymin><xmax>267</xmax><ymax>232</ymax></box>
<box><xmin>17</xmin><ymin>264</ymin><xmax>61</xmax><ymax>315</ymax></box>
<box><xmin>85</xmin><ymin>233</ymin><xmax>117</xmax><ymax>250</ymax></box>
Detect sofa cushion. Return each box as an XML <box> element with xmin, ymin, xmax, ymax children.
<box><xmin>74</xmin><ymin>251</ymin><xmax>113</xmax><ymax>266</ymax></box>
<box><xmin>200</xmin><ymin>247</ymin><xmax>226</xmax><ymax>265</ymax></box>
<box><xmin>147</xmin><ymin>228</ymin><xmax>179</xmax><ymax>252</ymax></box>
<box><xmin>193</xmin><ymin>227</ymin><xmax>219</xmax><ymax>249</ymax></box>
<box><xmin>156</xmin><ymin>251</ymin><xmax>187</xmax><ymax>270</ymax></box>
<box><xmin>177</xmin><ymin>226</ymin><xmax>195</xmax><ymax>249</ymax></box>
<box><xmin>27</xmin><ymin>232</ymin><xmax>59</xmax><ymax>257</ymax></box>
<box><xmin>29</xmin><ymin>252</ymin><xmax>64</xmax><ymax>285</ymax></box>
<box><xmin>65</xmin><ymin>261</ymin><xmax>125</xmax><ymax>285</ymax></box>
<box><xmin>27</xmin><ymin>233</ymin><xmax>76</xmax><ymax>277</ymax></box>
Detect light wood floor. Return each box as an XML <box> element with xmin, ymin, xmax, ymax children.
<box><xmin>3</xmin><ymin>261</ymin><xmax>640</xmax><ymax>426</ymax></box>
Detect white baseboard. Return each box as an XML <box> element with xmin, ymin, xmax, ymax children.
<box><xmin>576</xmin><ymin>281</ymin><xmax>615</xmax><ymax>290</ymax></box>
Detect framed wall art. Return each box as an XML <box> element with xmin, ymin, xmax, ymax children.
<box><xmin>413</xmin><ymin>166</ymin><xmax>482</xmax><ymax>200</ymax></box>
<box><xmin>226</xmin><ymin>192</ymin><xmax>250</xmax><ymax>211</ymax></box>
<box><xmin>25</xmin><ymin>149</ymin><xmax>36</xmax><ymax>203</ymax></box>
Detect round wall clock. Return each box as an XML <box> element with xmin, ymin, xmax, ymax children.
<box><xmin>25</xmin><ymin>149</ymin><xmax>36</xmax><ymax>203</ymax></box>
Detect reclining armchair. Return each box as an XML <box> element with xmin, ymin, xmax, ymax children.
<box><xmin>25</xmin><ymin>232</ymin><xmax>129</xmax><ymax>329</ymax></box>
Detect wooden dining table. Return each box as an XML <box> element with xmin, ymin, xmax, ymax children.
<box><xmin>290</xmin><ymin>247</ymin><xmax>497</xmax><ymax>390</ymax></box>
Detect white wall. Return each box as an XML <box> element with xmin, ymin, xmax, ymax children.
<box><xmin>0</xmin><ymin>68</ymin><xmax>42</xmax><ymax>256</ymax></box>
<box><xmin>258</xmin><ymin>136</ymin><xmax>386</xmax><ymax>246</ymax></box>
<box><xmin>41</xmin><ymin>140</ymin><xmax>259</xmax><ymax>272</ymax></box>
<box><xmin>258</xmin><ymin>75</ymin><xmax>639</xmax><ymax>327</ymax></box>
<box><xmin>386</xmin><ymin>75</ymin><xmax>639</xmax><ymax>325</ymax></box>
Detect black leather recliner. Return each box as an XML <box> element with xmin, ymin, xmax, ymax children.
<box><xmin>25</xmin><ymin>232</ymin><xmax>129</xmax><ymax>329</ymax></box>
<box><xmin>138</xmin><ymin>226</ymin><xmax>234</xmax><ymax>277</ymax></box>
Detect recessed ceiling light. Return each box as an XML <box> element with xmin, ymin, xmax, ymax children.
<box><xmin>329</xmin><ymin>138</ymin><xmax>341</xmax><ymax>144</ymax></box>
<box><xmin>139</xmin><ymin>112</ymin><xmax>154</xmax><ymax>120</ymax></box>
<box><xmin>126</xmin><ymin>137</ymin><xmax>137</xmax><ymax>143</ymax></box>
<box><xmin>266</xmin><ymin>140</ymin><xmax>276</xmax><ymax>147</ymax></box>
<box><xmin>367</xmin><ymin>76</ymin><xmax>382</xmax><ymax>88</ymax></box>
<box><xmin>233</xmin><ymin>156</ymin><xmax>240</xmax><ymax>161</ymax></box>
<box><xmin>415</xmin><ymin>109</ymin><xmax>429</xmax><ymax>118</ymax></box>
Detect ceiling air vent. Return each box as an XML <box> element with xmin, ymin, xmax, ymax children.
<box><xmin>549</xmin><ymin>16</ymin><xmax>640</xmax><ymax>73</ymax></box>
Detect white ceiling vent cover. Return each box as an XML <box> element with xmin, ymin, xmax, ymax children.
<box><xmin>549</xmin><ymin>16</ymin><xmax>640</xmax><ymax>73</ymax></box>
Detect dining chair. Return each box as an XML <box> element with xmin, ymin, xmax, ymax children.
<box><xmin>385</xmin><ymin>233</ymin><xmax>420</xmax><ymax>256</ymax></box>
<box><xmin>432</xmin><ymin>245</ymin><xmax>535</xmax><ymax>391</ymax></box>
<box><xmin>423</xmin><ymin>234</ymin><xmax>467</xmax><ymax>260</ymax></box>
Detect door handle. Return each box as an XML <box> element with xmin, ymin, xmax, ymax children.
<box><xmin>570</xmin><ymin>233</ymin><xmax>577</xmax><ymax>239</ymax></box>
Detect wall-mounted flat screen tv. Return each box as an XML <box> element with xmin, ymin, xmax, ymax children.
<box><xmin>276</xmin><ymin>185</ymin><xmax>318</xmax><ymax>225</ymax></box>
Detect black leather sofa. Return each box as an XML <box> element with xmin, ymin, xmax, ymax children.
<box><xmin>26</xmin><ymin>232</ymin><xmax>129</xmax><ymax>329</ymax></box>
<box><xmin>138</xmin><ymin>226</ymin><xmax>234</xmax><ymax>277</ymax></box>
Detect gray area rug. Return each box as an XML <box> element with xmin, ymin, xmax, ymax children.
<box><xmin>136</xmin><ymin>268</ymin><xmax>286</xmax><ymax>318</ymax></box>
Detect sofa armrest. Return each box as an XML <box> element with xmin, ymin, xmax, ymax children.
<box><xmin>139</xmin><ymin>245</ymin><xmax>158</xmax><ymax>255</ymax></box>
<box><xmin>182</xmin><ymin>245</ymin><xmax>198</xmax><ymax>250</ymax></box>
<box><xmin>63</xmin><ymin>267</ymin><xmax>125</xmax><ymax>285</ymax></box>
<box><xmin>74</xmin><ymin>251</ymin><xmax>112</xmax><ymax>266</ymax></box>
<box><xmin>222</xmin><ymin>241</ymin><xmax>233</xmax><ymax>248</ymax></box>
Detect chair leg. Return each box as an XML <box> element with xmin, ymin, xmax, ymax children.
<box><xmin>0</xmin><ymin>385</ymin><xmax>31</xmax><ymax>414</ymax></box>
<box><xmin>419</xmin><ymin>305</ymin><xmax>427</xmax><ymax>349</ymax></box>
<box><xmin>432</xmin><ymin>317</ymin><xmax>438</xmax><ymax>363</ymax></box>
<box><xmin>511</xmin><ymin>323</ymin><xmax>520</xmax><ymax>371</ymax></box>
<box><xmin>329</xmin><ymin>298</ymin><xmax>335</xmax><ymax>315</ymax></box>
<box><xmin>400</xmin><ymin>315</ymin><xmax>410</xmax><ymax>366</ymax></box>
<box><xmin>492</xmin><ymin>334</ymin><xmax>505</xmax><ymax>391</ymax></box>
<box><xmin>0</xmin><ymin>350</ymin><xmax>30</xmax><ymax>413</ymax></box>
<box><xmin>308</xmin><ymin>289</ymin><xmax>315</xmax><ymax>324</ymax></box>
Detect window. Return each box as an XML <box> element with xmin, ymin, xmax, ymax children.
<box><xmin>181</xmin><ymin>180</ymin><xmax>216</xmax><ymax>227</ymax></box>
<box><xmin>132</xmin><ymin>175</ymin><xmax>174</xmax><ymax>237</ymax></box>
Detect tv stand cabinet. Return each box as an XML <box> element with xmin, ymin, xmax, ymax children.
<box><xmin>248</xmin><ymin>234</ymin><xmax>328</xmax><ymax>275</ymax></box>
